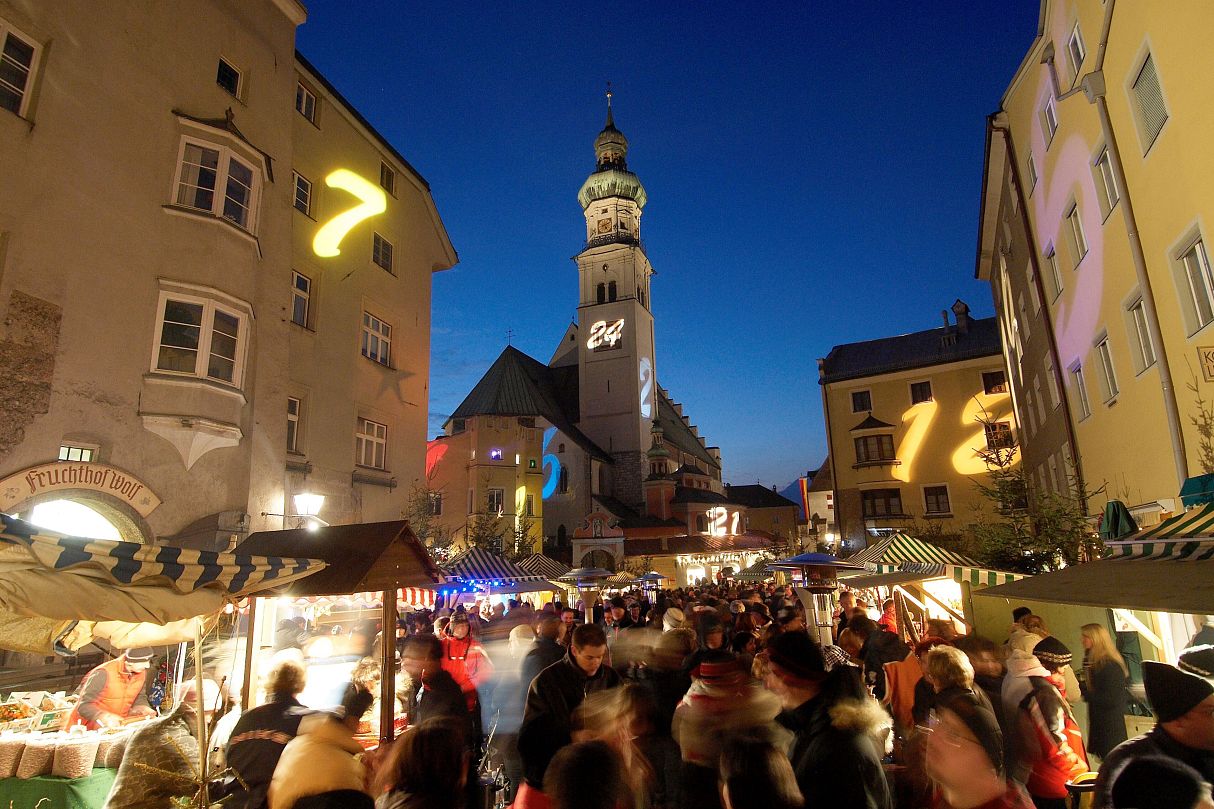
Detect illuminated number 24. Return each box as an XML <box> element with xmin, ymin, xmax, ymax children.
<box><xmin>312</xmin><ymin>169</ymin><xmax>387</xmax><ymax>258</ymax></box>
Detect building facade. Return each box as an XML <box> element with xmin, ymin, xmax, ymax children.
<box><xmin>0</xmin><ymin>0</ymin><xmax>455</xmax><ymax>547</ymax></box>
<box><xmin>977</xmin><ymin>0</ymin><xmax>1214</xmax><ymax>524</ymax></box>
<box><xmin>819</xmin><ymin>304</ymin><xmax>1017</xmax><ymax>548</ymax></box>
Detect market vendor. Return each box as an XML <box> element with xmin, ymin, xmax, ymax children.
<box><xmin>65</xmin><ymin>647</ymin><xmax>157</xmax><ymax>730</ymax></box>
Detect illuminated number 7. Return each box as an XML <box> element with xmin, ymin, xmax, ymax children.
<box><xmin>312</xmin><ymin>169</ymin><xmax>388</xmax><ymax>258</ymax></box>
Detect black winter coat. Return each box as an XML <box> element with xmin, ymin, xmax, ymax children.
<box><xmin>860</xmin><ymin>629</ymin><xmax>909</xmax><ymax>701</ymax></box>
<box><xmin>1080</xmin><ymin>660</ymin><xmax>1129</xmax><ymax>758</ymax></box>
<box><xmin>776</xmin><ymin>694</ymin><xmax>893</xmax><ymax>809</ymax></box>
<box><xmin>1093</xmin><ymin>725</ymin><xmax>1214</xmax><ymax>809</ymax></box>
<box><xmin>224</xmin><ymin>694</ymin><xmax>311</xmax><ymax>809</ymax></box>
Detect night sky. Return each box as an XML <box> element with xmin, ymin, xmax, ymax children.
<box><xmin>295</xmin><ymin>2</ymin><xmax>1041</xmax><ymax>490</ymax></box>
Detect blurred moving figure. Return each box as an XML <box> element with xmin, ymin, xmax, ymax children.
<box><xmin>925</xmin><ymin>690</ymin><xmax>1032</xmax><ymax>809</ymax></box>
<box><xmin>545</xmin><ymin>741</ymin><xmax>630</xmax><ymax>809</ymax></box>
<box><xmin>374</xmin><ymin>717</ymin><xmax>469</xmax><ymax>809</ymax></box>
<box><xmin>1108</xmin><ymin>756</ymin><xmax>1214</xmax><ymax>809</ymax></box>
<box><xmin>718</xmin><ymin>735</ymin><xmax>804</xmax><ymax>809</ymax></box>
<box><xmin>268</xmin><ymin>689</ymin><xmax>374</xmax><ymax>809</ymax></box>
<box><xmin>442</xmin><ymin>613</ymin><xmax>494</xmax><ymax>714</ymax></box>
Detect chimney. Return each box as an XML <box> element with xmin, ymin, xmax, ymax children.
<box><xmin>951</xmin><ymin>299</ymin><xmax>971</xmax><ymax>335</ymax></box>
<box><xmin>941</xmin><ymin>309</ymin><xmax>951</xmax><ymax>330</ymax></box>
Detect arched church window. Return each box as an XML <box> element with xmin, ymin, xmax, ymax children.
<box><xmin>558</xmin><ymin>467</ymin><xmax>569</xmax><ymax>493</ymax></box>
<box><xmin>608</xmin><ymin>281</ymin><xmax>617</xmax><ymax>301</ymax></box>
<box><xmin>558</xmin><ymin>443</ymin><xmax>565</xmax><ymax>453</ymax></box>
<box><xmin>596</xmin><ymin>284</ymin><xmax>606</xmax><ymax>304</ymax></box>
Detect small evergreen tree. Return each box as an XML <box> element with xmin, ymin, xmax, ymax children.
<box><xmin>403</xmin><ymin>483</ymin><xmax>451</xmax><ymax>553</ymax></box>
<box><xmin>465</xmin><ymin>511</ymin><xmax>509</xmax><ymax>553</ymax></box>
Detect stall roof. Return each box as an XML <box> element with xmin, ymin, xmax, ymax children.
<box><xmin>976</xmin><ymin>542</ymin><xmax>1214</xmax><ymax>613</ymax></box>
<box><xmin>841</xmin><ymin>568</ymin><xmax>943</xmax><ymax>589</ymax></box>
<box><xmin>736</xmin><ymin>557</ymin><xmax>775</xmax><ymax>581</ymax></box>
<box><xmin>1120</xmin><ymin>502</ymin><xmax>1214</xmax><ymax>542</ymax></box>
<box><xmin>445</xmin><ymin>546</ymin><xmax>547</xmax><ymax>584</ymax></box>
<box><xmin>517</xmin><ymin>553</ymin><xmax>571</xmax><ymax>579</ymax></box>
<box><xmin>769</xmin><ymin>552</ymin><xmax>864</xmax><ymax>570</ymax></box>
<box><xmin>847</xmin><ymin>532</ymin><xmax>980</xmax><ymax>571</ymax></box>
<box><xmin>238</xmin><ymin>520</ymin><xmax>440</xmax><ymax>596</ymax></box>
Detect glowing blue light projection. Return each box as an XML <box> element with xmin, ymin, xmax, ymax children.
<box><xmin>541</xmin><ymin>427</ymin><xmax>561</xmax><ymax>500</ymax></box>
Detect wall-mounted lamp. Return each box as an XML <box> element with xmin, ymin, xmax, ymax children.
<box><xmin>263</xmin><ymin>491</ymin><xmax>329</xmax><ymax>531</ymax></box>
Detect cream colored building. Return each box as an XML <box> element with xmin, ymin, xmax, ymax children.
<box><xmin>819</xmin><ymin>303</ymin><xmax>1017</xmax><ymax>548</ymax></box>
<box><xmin>0</xmin><ymin>0</ymin><xmax>454</xmax><ymax>547</ymax></box>
<box><xmin>977</xmin><ymin>0</ymin><xmax>1214</xmax><ymax>524</ymax></box>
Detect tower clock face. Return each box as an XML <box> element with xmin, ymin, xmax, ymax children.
<box><xmin>597</xmin><ymin>219</ymin><xmax>612</xmax><ymax>233</ymax></box>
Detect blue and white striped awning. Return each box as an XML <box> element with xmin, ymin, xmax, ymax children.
<box><xmin>0</xmin><ymin>513</ymin><xmax>323</xmax><ymax>597</ymax></box>
<box><xmin>444</xmin><ymin>547</ymin><xmax>546</xmax><ymax>585</ymax></box>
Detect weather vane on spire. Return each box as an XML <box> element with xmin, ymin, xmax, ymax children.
<box><xmin>606</xmin><ymin>81</ymin><xmax>613</xmax><ymax>107</ymax></box>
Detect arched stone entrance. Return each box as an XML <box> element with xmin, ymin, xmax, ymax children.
<box><xmin>579</xmin><ymin>549</ymin><xmax>616</xmax><ymax>572</ymax></box>
<box><xmin>11</xmin><ymin>490</ymin><xmax>153</xmax><ymax>543</ymax></box>
<box><xmin>0</xmin><ymin>461</ymin><xmax>161</xmax><ymax>543</ymax></box>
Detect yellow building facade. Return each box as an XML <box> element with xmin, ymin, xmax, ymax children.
<box><xmin>819</xmin><ymin>304</ymin><xmax>1017</xmax><ymax>549</ymax></box>
<box><xmin>978</xmin><ymin>0</ymin><xmax>1214</xmax><ymax>523</ymax></box>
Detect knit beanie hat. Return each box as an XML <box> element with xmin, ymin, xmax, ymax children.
<box><xmin>663</xmin><ymin>607</ymin><xmax>685</xmax><ymax>631</ymax></box>
<box><xmin>1143</xmin><ymin>660</ymin><xmax>1214</xmax><ymax>722</ymax></box>
<box><xmin>1110</xmin><ymin>756</ymin><xmax>1205</xmax><ymax>809</ymax></box>
<box><xmin>1178</xmin><ymin>644</ymin><xmax>1214</xmax><ymax>680</ymax></box>
<box><xmin>124</xmin><ymin>647</ymin><xmax>154</xmax><ymax>662</ymax></box>
<box><xmin>1032</xmin><ymin>636</ymin><xmax>1072</xmax><ymax>669</ymax></box>
<box><xmin>935</xmin><ymin>690</ymin><xmax>1003</xmax><ymax>775</ymax></box>
<box><xmin>765</xmin><ymin>631</ymin><xmax>827</xmax><ymax>683</ymax></box>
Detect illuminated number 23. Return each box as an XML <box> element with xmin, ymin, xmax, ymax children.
<box><xmin>312</xmin><ymin>169</ymin><xmax>387</xmax><ymax>258</ymax></box>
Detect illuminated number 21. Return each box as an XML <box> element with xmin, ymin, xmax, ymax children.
<box><xmin>312</xmin><ymin>169</ymin><xmax>387</xmax><ymax>258</ymax></box>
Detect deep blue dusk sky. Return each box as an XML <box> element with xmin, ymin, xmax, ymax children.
<box><xmin>296</xmin><ymin>2</ymin><xmax>1040</xmax><ymax>490</ymax></box>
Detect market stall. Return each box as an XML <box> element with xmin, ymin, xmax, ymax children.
<box><xmin>768</xmin><ymin>552</ymin><xmax>863</xmax><ymax>644</ymax></box>
<box><xmin>0</xmin><ymin>513</ymin><xmax>326</xmax><ymax>809</ymax></box>
<box><xmin>734</xmin><ymin>557</ymin><xmax>775</xmax><ymax>583</ymax></box>
<box><xmin>443</xmin><ymin>547</ymin><xmax>560</xmax><ymax>610</ymax></box>
<box><xmin>517</xmin><ymin>554</ymin><xmax>577</xmax><ymax>603</ymax></box>
<box><xmin>234</xmin><ymin>520</ymin><xmax>442</xmax><ymax>744</ymax></box>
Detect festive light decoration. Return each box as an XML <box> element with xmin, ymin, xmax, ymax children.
<box><xmin>541</xmin><ymin>427</ymin><xmax>561</xmax><ymax>500</ymax></box>
<box><xmin>586</xmin><ymin>319</ymin><xmax>624</xmax><ymax>351</ymax></box>
<box><xmin>312</xmin><ymin>169</ymin><xmax>387</xmax><ymax>258</ymax></box>
<box><xmin>639</xmin><ymin>356</ymin><xmax>654</xmax><ymax>418</ymax></box>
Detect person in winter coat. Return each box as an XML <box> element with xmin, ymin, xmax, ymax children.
<box><xmin>400</xmin><ymin>634</ymin><xmax>475</xmax><ymax>741</ymax></box>
<box><xmin>373</xmin><ymin>717</ymin><xmax>468</xmax><ymax>809</ymax></box>
<box><xmin>267</xmin><ymin>690</ymin><xmax>374</xmax><ymax>809</ymax></box>
<box><xmin>1093</xmin><ymin>661</ymin><xmax>1214</xmax><ymax>809</ymax></box>
<box><xmin>225</xmin><ymin>654</ymin><xmax>315</xmax><ymax>809</ymax></box>
<box><xmin>522</xmin><ymin>615</ymin><xmax>568</xmax><ymax>692</ymax></box>
<box><xmin>66</xmin><ymin>647</ymin><xmax>157</xmax><ymax>730</ymax></box>
<box><xmin>1108</xmin><ymin>756</ymin><xmax>1214</xmax><ymax>809</ymax></box>
<box><xmin>517</xmin><ymin>623</ymin><xmax>621</xmax><ymax>809</ymax></box>
<box><xmin>764</xmin><ymin>631</ymin><xmax>892</xmax><ymax>809</ymax></box>
<box><xmin>441</xmin><ymin>612</ymin><xmax>494</xmax><ymax>714</ymax></box>
<box><xmin>718</xmin><ymin>735</ymin><xmax>805</xmax><ymax>809</ymax></box>
<box><xmin>682</xmin><ymin>611</ymin><xmax>731</xmax><ymax>674</ymax></box>
<box><xmin>850</xmin><ymin>615</ymin><xmax>911</xmax><ymax>701</ymax></box>
<box><xmin>926</xmin><ymin>689</ymin><xmax>1033</xmax><ymax>809</ymax></box>
<box><xmin>1002</xmin><ymin>638</ymin><xmax>1088</xmax><ymax>809</ymax></box>
<box><xmin>1079</xmin><ymin>624</ymin><xmax>1129</xmax><ymax>760</ymax></box>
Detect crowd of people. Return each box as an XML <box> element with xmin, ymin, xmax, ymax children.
<box><xmin>98</xmin><ymin>585</ymin><xmax>1214</xmax><ymax>809</ymax></box>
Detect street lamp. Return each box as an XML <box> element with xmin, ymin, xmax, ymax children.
<box><xmin>263</xmin><ymin>492</ymin><xmax>328</xmax><ymax>531</ymax></box>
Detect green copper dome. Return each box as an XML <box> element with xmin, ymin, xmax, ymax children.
<box><xmin>578</xmin><ymin>105</ymin><xmax>647</xmax><ymax>209</ymax></box>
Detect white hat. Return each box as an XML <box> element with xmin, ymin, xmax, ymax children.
<box><xmin>663</xmin><ymin>607</ymin><xmax>685</xmax><ymax>631</ymax></box>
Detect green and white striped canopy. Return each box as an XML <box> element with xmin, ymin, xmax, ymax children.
<box><xmin>1120</xmin><ymin>502</ymin><xmax>1214</xmax><ymax>543</ymax></box>
<box><xmin>847</xmin><ymin>532</ymin><xmax>981</xmax><ymax>573</ymax></box>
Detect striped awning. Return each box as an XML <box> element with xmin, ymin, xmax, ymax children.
<box><xmin>736</xmin><ymin>558</ymin><xmax>774</xmax><ymax>581</ymax></box>
<box><xmin>517</xmin><ymin>554</ymin><xmax>571</xmax><ymax>580</ymax></box>
<box><xmin>1120</xmin><ymin>502</ymin><xmax>1214</xmax><ymax>542</ymax></box>
<box><xmin>0</xmin><ymin>513</ymin><xmax>323</xmax><ymax>598</ymax></box>
<box><xmin>847</xmin><ymin>532</ymin><xmax>980</xmax><ymax>572</ymax></box>
<box><xmin>289</xmin><ymin>587</ymin><xmax>436</xmax><ymax>610</ymax></box>
<box><xmin>444</xmin><ymin>547</ymin><xmax>546</xmax><ymax>584</ymax></box>
<box><xmin>604</xmin><ymin>571</ymin><xmax>636</xmax><ymax>587</ymax></box>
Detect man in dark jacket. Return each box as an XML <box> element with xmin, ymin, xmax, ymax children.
<box><xmin>224</xmin><ymin>656</ymin><xmax>313</xmax><ymax>809</ymax></box>
<box><xmin>521</xmin><ymin>614</ymin><xmax>567</xmax><ymax>693</ymax></box>
<box><xmin>765</xmin><ymin>631</ymin><xmax>892</xmax><ymax>809</ymax></box>
<box><xmin>1093</xmin><ymin>660</ymin><xmax>1214</xmax><ymax>809</ymax></box>
<box><xmin>518</xmin><ymin>623</ymin><xmax>621</xmax><ymax>793</ymax></box>
<box><xmin>401</xmin><ymin>633</ymin><xmax>475</xmax><ymax>741</ymax></box>
<box><xmin>851</xmin><ymin>615</ymin><xmax>910</xmax><ymax>701</ymax></box>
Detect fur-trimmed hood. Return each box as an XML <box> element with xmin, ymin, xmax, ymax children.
<box><xmin>828</xmin><ymin>697</ymin><xmax>892</xmax><ymax>738</ymax></box>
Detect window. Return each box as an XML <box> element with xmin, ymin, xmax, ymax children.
<box><xmin>1044</xmin><ymin>248</ymin><xmax>1063</xmax><ymax>299</ymax></box>
<box><xmin>295</xmin><ymin>82</ymin><xmax>317</xmax><ymax>123</ymax></box>
<box><xmin>291</xmin><ymin>271</ymin><xmax>311</xmax><ymax>328</ymax></box>
<box><xmin>525</xmin><ymin>494</ymin><xmax>535</xmax><ymax>517</ymax></box>
<box><xmin>1065</xmin><ymin>204</ymin><xmax>1088</xmax><ymax>267</ymax></box>
<box><xmin>1026</xmin><ymin>151</ymin><xmax>1038</xmax><ymax>190</ymax></box>
<box><xmin>153</xmin><ymin>295</ymin><xmax>244</xmax><ymax>385</ymax></box>
<box><xmin>1017</xmin><ymin>294</ymin><xmax>1031</xmax><ymax>339</ymax></box>
<box><xmin>488</xmin><ymin>448</ymin><xmax>503</xmax><ymax>461</ymax></box>
<box><xmin>1033</xmin><ymin>376</ymin><xmax>1046</xmax><ymax>425</ymax></box>
<box><xmin>361</xmin><ymin>312</ymin><xmax>392</xmax><ymax>366</ymax></box>
<box><xmin>985</xmin><ymin>421</ymin><xmax>1014</xmax><ymax>449</ymax></box>
<box><xmin>487</xmin><ymin>488</ymin><xmax>505</xmax><ymax>514</ymax></box>
<box><xmin>355</xmin><ymin>417</ymin><xmax>387</xmax><ymax>469</ymax></box>
<box><xmin>292</xmin><ymin>172</ymin><xmax>312</xmax><ymax>216</ymax></box>
<box><xmin>982</xmin><ymin>370</ymin><xmax>1008</xmax><ymax>394</ymax></box>
<box><xmin>380</xmin><ymin>162</ymin><xmax>395</xmax><ymax>195</ymax></box>
<box><xmin>558</xmin><ymin>467</ymin><xmax>569</xmax><ymax>493</ymax></box>
<box><xmin>1027</xmin><ymin>265</ymin><xmax>1042</xmax><ymax>315</ymax></box>
<box><xmin>910</xmin><ymin>381</ymin><xmax>933</xmax><ymax>405</ymax></box>
<box><xmin>1071</xmin><ymin>363</ymin><xmax>1092</xmax><ymax>419</ymax></box>
<box><xmin>1066</xmin><ymin>24</ymin><xmax>1086</xmax><ymax>80</ymax></box>
<box><xmin>0</xmin><ymin>22</ymin><xmax>39</xmax><ymax>117</ymax></box>
<box><xmin>608</xmin><ymin>281</ymin><xmax>617</xmax><ymax>302</ymax></box>
<box><xmin>596</xmin><ymin>284</ymin><xmax>606</xmax><ymax>304</ymax></box>
<box><xmin>1095</xmin><ymin>336</ymin><xmax>1119</xmax><ymax>401</ymax></box>
<box><xmin>1131</xmin><ymin>53</ymin><xmax>1168</xmax><ymax>149</ymax></box>
<box><xmin>467</xmin><ymin>489</ymin><xmax>474</xmax><ymax>514</ymax></box>
<box><xmin>861</xmin><ymin>489</ymin><xmax>903</xmax><ymax>519</ymax></box>
<box><xmin>286</xmin><ymin>397</ymin><xmax>301</xmax><ymax>453</ymax></box>
<box><xmin>174</xmin><ymin>140</ymin><xmax>259</xmax><ymax>231</ymax></box>
<box><xmin>216</xmin><ymin>58</ymin><xmax>241</xmax><ymax>97</ymax></box>
<box><xmin>1042</xmin><ymin>98</ymin><xmax>1059</xmax><ymax>145</ymax></box>
<box><xmin>372</xmin><ymin>233</ymin><xmax>394</xmax><ymax>273</ymax></box>
<box><xmin>58</xmin><ymin>444</ymin><xmax>96</xmax><ymax>462</ymax></box>
<box><xmin>1180</xmin><ymin>239</ymin><xmax>1214</xmax><ymax>331</ymax></box>
<box><xmin>1045</xmin><ymin>357</ymin><xmax>1061</xmax><ymax>408</ymax></box>
<box><xmin>1047</xmin><ymin>456</ymin><xmax>1060</xmax><ymax>494</ymax></box>
<box><xmin>1127</xmin><ymin>299</ymin><xmax>1157</xmax><ymax>371</ymax></box>
<box><xmin>850</xmin><ymin>390</ymin><xmax>872</xmax><ymax>413</ymax></box>
<box><xmin>528</xmin><ymin>459</ymin><xmax>537</xmax><ymax>469</ymax></box>
<box><xmin>923</xmin><ymin>485</ymin><xmax>951</xmax><ymax>515</ymax></box>
<box><xmin>854</xmin><ymin>434</ymin><xmax>896</xmax><ymax>464</ymax></box>
<box><xmin>1094</xmin><ymin>148</ymin><xmax>1119</xmax><ymax>214</ymax></box>
<box><xmin>429</xmin><ymin>493</ymin><xmax>442</xmax><ymax>516</ymax></box>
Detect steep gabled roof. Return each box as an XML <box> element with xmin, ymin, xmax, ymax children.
<box><xmin>448</xmin><ymin>346</ymin><xmax>611</xmax><ymax>462</ymax></box>
<box><xmin>819</xmin><ymin>316</ymin><xmax>1002</xmax><ymax>384</ymax></box>
<box><xmin>670</xmin><ymin>486</ymin><xmax>731</xmax><ymax>505</ymax></box>
<box><xmin>657</xmin><ymin>389</ymin><xmax>719</xmax><ymax>469</ymax></box>
<box><xmin>593</xmin><ymin>495</ymin><xmax>682</xmax><ymax>529</ymax></box>
<box><xmin>725</xmin><ymin>484</ymin><xmax>800</xmax><ymax>510</ymax></box>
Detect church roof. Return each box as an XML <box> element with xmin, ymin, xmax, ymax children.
<box><xmin>670</xmin><ymin>486</ymin><xmax>731</xmax><ymax>505</ymax></box>
<box><xmin>623</xmin><ymin>533</ymin><xmax>774</xmax><ymax>557</ymax></box>
<box><xmin>725</xmin><ymin>484</ymin><xmax>800</xmax><ymax>510</ymax></box>
<box><xmin>448</xmin><ymin>346</ymin><xmax>611</xmax><ymax>462</ymax></box>
<box><xmin>593</xmin><ymin>495</ymin><xmax>682</xmax><ymax>529</ymax></box>
<box><xmin>819</xmin><ymin>314</ymin><xmax>1002</xmax><ymax>384</ymax></box>
<box><xmin>657</xmin><ymin>390</ymin><xmax>720</xmax><ymax>469</ymax></box>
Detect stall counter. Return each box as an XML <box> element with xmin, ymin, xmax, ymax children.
<box><xmin>0</xmin><ymin>767</ymin><xmax>117</xmax><ymax>809</ymax></box>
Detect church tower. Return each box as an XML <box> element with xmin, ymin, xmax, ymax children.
<box><xmin>575</xmin><ymin>93</ymin><xmax>657</xmax><ymax>508</ymax></box>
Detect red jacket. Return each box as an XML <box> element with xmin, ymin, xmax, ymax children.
<box><xmin>1018</xmin><ymin>675</ymin><xmax>1088</xmax><ymax>799</ymax></box>
<box><xmin>440</xmin><ymin>634</ymin><xmax>493</xmax><ymax>710</ymax></box>
<box><xmin>65</xmin><ymin>656</ymin><xmax>149</xmax><ymax>730</ymax></box>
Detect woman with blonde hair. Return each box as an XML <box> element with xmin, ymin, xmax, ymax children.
<box><xmin>1079</xmin><ymin>623</ymin><xmax>1129</xmax><ymax>759</ymax></box>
